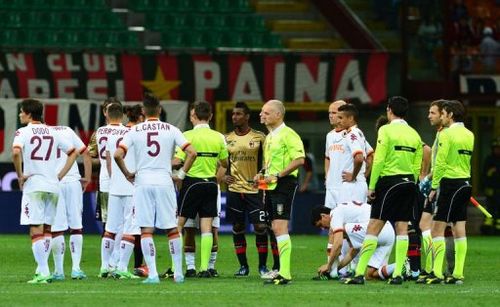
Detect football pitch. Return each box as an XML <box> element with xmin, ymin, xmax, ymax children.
<box><xmin>1</xmin><ymin>234</ymin><xmax>499</xmax><ymax>306</ymax></box>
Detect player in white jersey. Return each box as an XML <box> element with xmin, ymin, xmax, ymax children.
<box><xmin>311</xmin><ymin>205</ymin><xmax>397</xmax><ymax>280</ymax></box>
<box><xmin>96</xmin><ymin>103</ymin><xmax>140</xmax><ymax>279</ymax></box>
<box><xmin>50</xmin><ymin>126</ymin><xmax>91</xmax><ymax>281</ymax></box>
<box><xmin>336</xmin><ymin>103</ymin><xmax>373</xmax><ymax>204</ymax></box>
<box><xmin>12</xmin><ymin>99</ymin><xmax>77</xmax><ymax>284</ymax></box>
<box><xmin>114</xmin><ymin>93</ymin><xmax>197</xmax><ymax>284</ymax></box>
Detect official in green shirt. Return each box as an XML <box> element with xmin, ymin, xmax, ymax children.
<box><xmin>426</xmin><ymin>100</ymin><xmax>474</xmax><ymax>285</ymax></box>
<box><xmin>256</xmin><ymin>99</ymin><xmax>304</xmax><ymax>285</ymax></box>
<box><xmin>177</xmin><ymin>101</ymin><xmax>229</xmax><ymax>278</ymax></box>
<box><xmin>345</xmin><ymin>96</ymin><xmax>423</xmax><ymax>286</ymax></box>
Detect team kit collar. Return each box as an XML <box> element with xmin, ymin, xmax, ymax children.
<box><xmin>28</xmin><ymin>121</ymin><xmax>43</xmax><ymax>126</ymax></box>
<box><xmin>269</xmin><ymin>122</ymin><xmax>286</xmax><ymax>135</ymax></box>
<box><xmin>194</xmin><ymin>123</ymin><xmax>210</xmax><ymax>129</ymax></box>
<box><xmin>390</xmin><ymin>119</ymin><xmax>407</xmax><ymax>125</ymax></box>
<box><xmin>449</xmin><ymin>122</ymin><xmax>465</xmax><ymax>128</ymax></box>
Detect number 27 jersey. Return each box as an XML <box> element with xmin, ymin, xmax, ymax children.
<box><xmin>119</xmin><ymin>119</ymin><xmax>189</xmax><ymax>186</ymax></box>
<box><xmin>12</xmin><ymin>122</ymin><xmax>74</xmax><ymax>194</ymax></box>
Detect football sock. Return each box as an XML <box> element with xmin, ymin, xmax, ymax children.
<box><xmin>453</xmin><ymin>237</ymin><xmax>467</xmax><ymax>279</ymax></box>
<box><xmin>101</xmin><ymin>235</ymin><xmax>114</xmax><ymax>270</ymax></box>
<box><xmin>168</xmin><ymin>232</ymin><xmax>183</xmax><ymax>278</ymax></box>
<box><xmin>52</xmin><ymin>234</ymin><xmax>65</xmax><ymax>275</ymax></box>
<box><xmin>378</xmin><ymin>263</ymin><xmax>395</xmax><ymax>279</ymax></box>
<box><xmin>269</xmin><ymin>231</ymin><xmax>280</xmax><ymax>270</ymax></box>
<box><xmin>32</xmin><ymin>234</ymin><xmax>50</xmax><ymax>276</ymax></box>
<box><xmin>233</xmin><ymin>231</ymin><xmax>248</xmax><ymax>267</ymax></box>
<box><xmin>133</xmin><ymin>235</ymin><xmax>143</xmax><ymax>268</ymax></box>
<box><xmin>354</xmin><ymin>235</ymin><xmax>378</xmax><ymax>277</ymax></box>
<box><xmin>43</xmin><ymin>232</ymin><xmax>52</xmax><ymax>266</ymax></box>
<box><xmin>117</xmin><ymin>236</ymin><xmax>135</xmax><ymax>272</ymax></box>
<box><xmin>255</xmin><ymin>231</ymin><xmax>268</xmax><ymax>268</ymax></box>
<box><xmin>432</xmin><ymin>237</ymin><xmax>445</xmax><ymax>278</ymax></box>
<box><xmin>421</xmin><ymin>230</ymin><xmax>433</xmax><ymax>273</ymax></box>
<box><xmin>394</xmin><ymin>235</ymin><xmax>409</xmax><ymax>278</ymax></box>
<box><xmin>185</xmin><ymin>250</ymin><xmax>196</xmax><ymax>270</ymax></box>
<box><xmin>208</xmin><ymin>248</ymin><xmax>218</xmax><ymax>270</ymax></box>
<box><xmin>69</xmin><ymin>230</ymin><xmax>83</xmax><ymax>271</ymax></box>
<box><xmin>200</xmin><ymin>233</ymin><xmax>213</xmax><ymax>272</ymax></box>
<box><xmin>141</xmin><ymin>234</ymin><xmax>158</xmax><ymax>278</ymax></box>
<box><xmin>110</xmin><ymin>232</ymin><xmax>122</xmax><ymax>268</ymax></box>
<box><xmin>276</xmin><ymin>234</ymin><xmax>292</xmax><ymax>280</ymax></box>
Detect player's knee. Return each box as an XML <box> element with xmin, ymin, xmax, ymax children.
<box><xmin>103</xmin><ymin>231</ymin><xmax>116</xmax><ymax>240</ymax></box>
<box><xmin>253</xmin><ymin>223</ymin><xmax>267</xmax><ymax>235</ymax></box>
<box><xmin>52</xmin><ymin>231</ymin><xmax>65</xmax><ymax>238</ymax></box>
<box><xmin>70</xmin><ymin>228</ymin><xmax>83</xmax><ymax>235</ymax></box>
<box><xmin>233</xmin><ymin>223</ymin><xmax>245</xmax><ymax>233</ymax></box>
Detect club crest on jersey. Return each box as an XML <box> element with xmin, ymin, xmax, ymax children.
<box><xmin>352</xmin><ymin>224</ymin><xmax>362</xmax><ymax>232</ymax></box>
<box><xmin>277</xmin><ymin>203</ymin><xmax>284</xmax><ymax>215</ymax></box>
<box><xmin>350</xmin><ymin>134</ymin><xmax>358</xmax><ymax>141</ymax></box>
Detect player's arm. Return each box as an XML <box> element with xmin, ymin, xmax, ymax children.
<box><xmin>324</xmin><ymin>157</ymin><xmax>330</xmax><ymax>179</ymax></box>
<box><xmin>11</xmin><ymin>146</ymin><xmax>27</xmax><ymax>190</ymax></box>
<box><xmin>420</xmin><ymin>144</ymin><xmax>431</xmax><ymax>180</ymax></box>
<box><xmin>368</xmin><ymin>127</ymin><xmax>388</xmax><ymax>191</ymax></box>
<box><xmin>412</xmin><ymin>138</ymin><xmax>424</xmax><ymax>183</ymax></box>
<box><xmin>365</xmin><ymin>151</ymin><xmax>373</xmax><ymax>179</ymax></box>
<box><xmin>431</xmin><ymin>132</ymin><xmax>450</xmax><ymax>190</ymax></box>
<box><xmin>343</xmin><ymin>152</ymin><xmax>363</xmax><ymax>182</ymax></box>
<box><xmin>177</xmin><ymin>144</ymin><xmax>197</xmax><ymax>179</ymax></box>
<box><xmin>87</xmin><ymin>131</ymin><xmax>101</xmax><ymax>167</ymax></box>
<box><xmin>58</xmin><ymin>148</ymin><xmax>78</xmax><ymax>181</ymax></box>
<box><xmin>105</xmin><ymin>150</ymin><xmax>112</xmax><ymax>177</ymax></box>
<box><xmin>299</xmin><ymin>156</ymin><xmax>313</xmax><ymax>192</ymax></box>
<box><xmin>114</xmin><ymin>147</ymin><xmax>134</xmax><ymax>182</ymax></box>
<box><xmin>80</xmin><ymin>148</ymin><xmax>92</xmax><ymax>191</ymax></box>
<box><xmin>324</xmin><ymin>230</ymin><xmax>344</xmax><ymax>271</ymax></box>
<box><xmin>338</xmin><ymin>247</ymin><xmax>359</xmax><ymax>270</ymax></box>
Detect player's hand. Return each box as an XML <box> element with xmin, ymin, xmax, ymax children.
<box><xmin>224</xmin><ymin>175</ymin><xmax>236</xmax><ymax>185</ymax></box>
<box><xmin>80</xmin><ymin>177</ymin><xmax>91</xmax><ymax>191</ymax></box>
<box><xmin>428</xmin><ymin>189</ymin><xmax>437</xmax><ymax>203</ymax></box>
<box><xmin>264</xmin><ymin>175</ymin><xmax>278</xmax><ymax>184</ymax></box>
<box><xmin>299</xmin><ymin>185</ymin><xmax>307</xmax><ymax>193</ymax></box>
<box><xmin>342</xmin><ymin>171</ymin><xmax>354</xmax><ymax>182</ymax></box>
<box><xmin>252</xmin><ymin>174</ymin><xmax>262</xmax><ymax>188</ymax></box>
<box><xmin>367</xmin><ymin>189</ymin><xmax>376</xmax><ymax>201</ymax></box>
<box><xmin>125</xmin><ymin>171</ymin><xmax>136</xmax><ymax>184</ymax></box>
<box><xmin>318</xmin><ymin>264</ymin><xmax>330</xmax><ymax>275</ymax></box>
<box><xmin>17</xmin><ymin>174</ymin><xmax>30</xmax><ymax>191</ymax></box>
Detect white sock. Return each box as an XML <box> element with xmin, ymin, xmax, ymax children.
<box><xmin>208</xmin><ymin>251</ymin><xmax>217</xmax><ymax>270</ymax></box>
<box><xmin>141</xmin><ymin>236</ymin><xmax>158</xmax><ymax>278</ymax></box>
<box><xmin>185</xmin><ymin>252</ymin><xmax>196</xmax><ymax>270</ymax></box>
<box><xmin>33</xmin><ymin>239</ymin><xmax>50</xmax><ymax>276</ymax></box>
<box><xmin>101</xmin><ymin>237</ymin><xmax>114</xmax><ymax>270</ymax></box>
<box><xmin>52</xmin><ymin>235</ymin><xmax>65</xmax><ymax>275</ymax></box>
<box><xmin>70</xmin><ymin>234</ymin><xmax>83</xmax><ymax>271</ymax></box>
<box><xmin>378</xmin><ymin>263</ymin><xmax>396</xmax><ymax>280</ymax></box>
<box><xmin>117</xmin><ymin>240</ymin><xmax>134</xmax><ymax>272</ymax></box>
<box><xmin>43</xmin><ymin>235</ymin><xmax>52</xmax><ymax>265</ymax></box>
<box><xmin>169</xmin><ymin>236</ymin><xmax>183</xmax><ymax>278</ymax></box>
<box><xmin>110</xmin><ymin>232</ymin><xmax>122</xmax><ymax>269</ymax></box>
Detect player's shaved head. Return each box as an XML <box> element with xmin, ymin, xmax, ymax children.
<box><xmin>328</xmin><ymin>100</ymin><xmax>347</xmax><ymax>127</ymax></box>
<box><xmin>330</xmin><ymin>100</ymin><xmax>347</xmax><ymax>109</ymax></box>
<box><xmin>266</xmin><ymin>99</ymin><xmax>285</xmax><ymax>118</ymax></box>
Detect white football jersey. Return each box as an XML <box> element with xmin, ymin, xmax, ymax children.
<box><xmin>104</xmin><ymin>124</ymin><xmax>135</xmax><ymax>196</ymax></box>
<box><xmin>330</xmin><ymin>202</ymin><xmax>371</xmax><ymax>232</ymax></box>
<box><xmin>12</xmin><ymin>122</ymin><xmax>74</xmax><ymax>193</ymax></box>
<box><xmin>120</xmin><ymin>119</ymin><xmax>188</xmax><ymax>186</ymax></box>
<box><xmin>52</xmin><ymin>126</ymin><xmax>86</xmax><ymax>184</ymax></box>
<box><xmin>345</xmin><ymin>221</ymin><xmax>393</xmax><ymax>249</ymax></box>
<box><xmin>96</xmin><ymin>124</ymin><xmax>127</xmax><ymax>192</ymax></box>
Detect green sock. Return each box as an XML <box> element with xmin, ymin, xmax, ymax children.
<box><xmin>200</xmin><ymin>233</ymin><xmax>213</xmax><ymax>271</ymax></box>
<box><xmin>354</xmin><ymin>235</ymin><xmax>378</xmax><ymax>277</ymax></box>
<box><xmin>432</xmin><ymin>237</ymin><xmax>445</xmax><ymax>278</ymax></box>
<box><xmin>393</xmin><ymin>235</ymin><xmax>409</xmax><ymax>277</ymax></box>
<box><xmin>453</xmin><ymin>237</ymin><xmax>467</xmax><ymax>279</ymax></box>
<box><xmin>277</xmin><ymin>234</ymin><xmax>292</xmax><ymax>280</ymax></box>
<box><xmin>421</xmin><ymin>230</ymin><xmax>433</xmax><ymax>273</ymax></box>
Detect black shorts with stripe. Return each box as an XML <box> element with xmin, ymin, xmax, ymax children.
<box><xmin>371</xmin><ymin>174</ymin><xmax>416</xmax><ymax>222</ymax></box>
<box><xmin>226</xmin><ymin>191</ymin><xmax>266</xmax><ymax>225</ymax></box>
<box><xmin>178</xmin><ymin>176</ymin><xmax>218</xmax><ymax>219</ymax></box>
<box><xmin>435</xmin><ymin>178</ymin><xmax>472</xmax><ymax>223</ymax></box>
<box><xmin>264</xmin><ymin>176</ymin><xmax>298</xmax><ymax>221</ymax></box>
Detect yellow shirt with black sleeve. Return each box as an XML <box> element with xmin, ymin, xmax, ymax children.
<box><xmin>431</xmin><ymin>122</ymin><xmax>474</xmax><ymax>189</ymax></box>
<box><xmin>176</xmin><ymin>123</ymin><xmax>228</xmax><ymax>178</ymax></box>
<box><xmin>226</xmin><ymin>129</ymin><xmax>266</xmax><ymax>193</ymax></box>
<box><xmin>263</xmin><ymin>123</ymin><xmax>305</xmax><ymax>190</ymax></box>
<box><xmin>369</xmin><ymin>119</ymin><xmax>423</xmax><ymax>190</ymax></box>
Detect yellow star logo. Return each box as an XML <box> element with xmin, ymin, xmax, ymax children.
<box><xmin>141</xmin><ymin>67</ymin><xmax>181</xmax><ymax>100</ymax></box>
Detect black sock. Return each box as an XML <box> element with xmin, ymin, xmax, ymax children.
<box><xmin>133</xmin><ymin>234</ymin><xmax>143</xmax><ymax>268</ymax></box>
<box><xmin>255</xmin><ymin>232</ymin><xmax>268</xmax><ymax>268</ymax></box>
<box><xmin>268</xmin><ymin>230</ymin><xmax>280</xmax><ymax>270</ymax></box>
<box><xmin>233</xmin><ymin>232</ymin><xmax>248</xmax><ymax>267</ymax></box>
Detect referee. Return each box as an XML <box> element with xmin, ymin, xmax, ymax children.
<box><xmin>344</xmin><ymin>96</ymin><xmax>423</xmax><ymax>285</ymax></box>
<box><xmin>177</xmin><ymin>101</ymin><xmax>229</xmax><ymax>278</ymax></box>
<box><xmin>256</xmin><ymin>100</ymin><xmax>305</xmax><ymax>285</ymax></box>
<box><xmin>426</xmin><ymin>100</ymin><xmax>474</xmax><ymax>285</ymax></box>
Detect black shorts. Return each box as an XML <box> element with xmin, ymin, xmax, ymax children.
<box><xmin>435</xmin><ymin>178</ymin><xmax>472</xmax><ymax>223</ymax></box>
<box><xmin>264</xmin><ymin>176</ymin><xmax>298</xmax><ymax>221</ymax></box>
<box><xmin>371</xmin><ymin>175</ymin><xmax>416</xmax><ymax>222</ymax></box>
<box><xmin>178</xmin><ymin>176</ymin><xmax>218</xmax><ymax>219</ymax></box>
<box><xmin>226</xmin><ymin>191</ymin><xmax>266</xmax><ymax>224</ymax></box>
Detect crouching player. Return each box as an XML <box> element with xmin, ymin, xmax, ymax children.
<box><xmin>312</xmin><ymin>205</ymin><xmax>397</xmax><ymax>281</ymax></box>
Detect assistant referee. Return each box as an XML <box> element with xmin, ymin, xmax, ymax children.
<box><xmin>344</xmin><ymin>96</ymin><xmax>423</xmax><ymax>285</ymax></box>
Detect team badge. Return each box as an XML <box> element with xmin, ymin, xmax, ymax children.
<box><xmin>249</xmin><ymin>141</ymin><xmax>255</xmax><ymax>148</ymax></box>
<box><xmin>277</xmin><ymin>203</ymin><xmax>284</xmax><ymax>215</ymax></box>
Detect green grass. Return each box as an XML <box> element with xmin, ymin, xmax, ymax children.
<box><xmin>1</xmin><ymin>234</ymin><xmax>499</xmax><ymax>306</ymax></box>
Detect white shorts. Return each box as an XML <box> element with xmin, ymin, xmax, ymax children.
<box><xmin>184</xmin><ymin>185</ymin><xmax>221</xmax><ymax>228</ymax></box>
<box><xmin>106</xmin><ymin>194</ymin><xmax>140</xmax><ymax>235</ymax></box>
<box><xmin>133</xmin><ymin>185</ymin><xmax>177</xmax><ymax>230</ymax></box>
<box><xmin>346</xmin><ymin>222</ymin><xmax>395</xmax><ymax>269</ymax></box>
<box><xmin>325</xmin><ymin>188</ymin><xmax>344</xmax><ymax>209</ymax></box>
<box><xmin>20</xmin><ymin>191</ymin><xmax>58</xmax><ymax>226</ymax></box>
<box><xmin>52</xmin><ymin>181</ymin><xmax>83</xmax><ymax>232</ymax></box>
<box><xmin>340</xmin><ymin>181</ymin><xmax>368</xmax><ymax>204</ymax></box>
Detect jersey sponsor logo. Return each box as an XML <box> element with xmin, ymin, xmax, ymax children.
<box><xmin>328</xmin><ymin>144</ymin><xmax>345</xmax><ymax>153</ymax></box>
<box><xmin>394</xmin><ymin>145</ymin><xmax>416</xmax><ymax>152</ymax></box>
<box><xmin>458</xmin><ymin>149</ymin><xmax>472</xmax><ymax>155</ymax></box>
